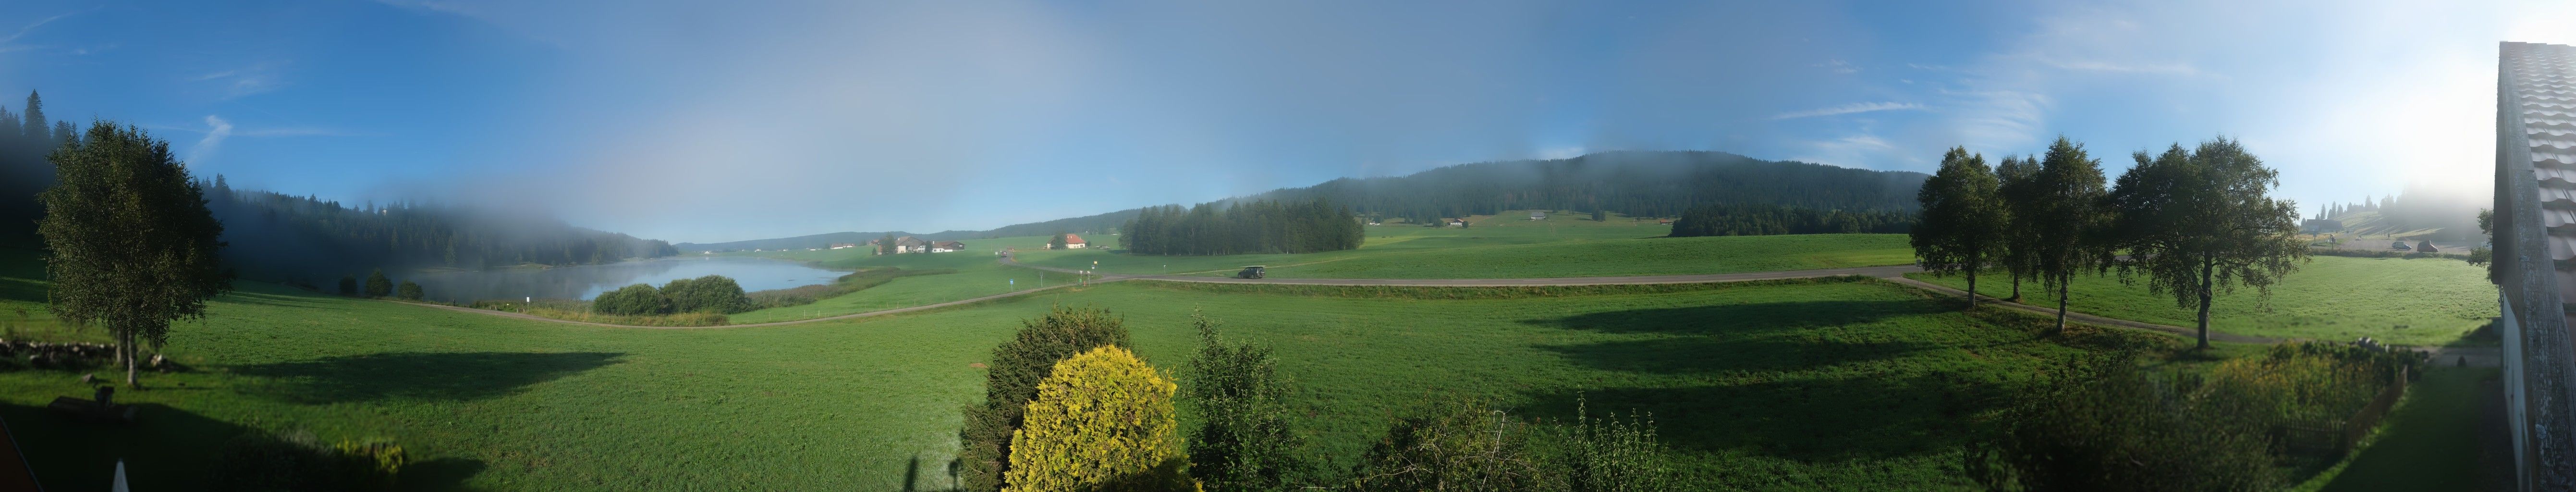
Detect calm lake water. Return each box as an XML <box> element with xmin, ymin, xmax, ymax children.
<box><xmin>407</xmin><ymin>256</ymin><xmax>848</xmax><ymax>303</ymax></box>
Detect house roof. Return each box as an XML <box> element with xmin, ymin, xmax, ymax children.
<box><xmin>2503</xmin><ymin>42</ymin><xmax>2576</xmax><ymax>307</ymax></box>
<box><xmin>1062</xmin><ymin>234</ymin><xmax>1087</xmax><ymax>244</ymax></box>
<box><xmin>933</xmin><ymin>240</ymin><xmax>964</xmax><ymax>248</ymax></box>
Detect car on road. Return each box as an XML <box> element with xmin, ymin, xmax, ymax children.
<box><xmin>2392</xmin><ymin>241</ymin><xmax>2410</xmax><ymax>250</ymax></box>
<box><xmin>1233</xmin><ymin>266</ymin><xmax>1266</xmax><ymax>279</ymax></box>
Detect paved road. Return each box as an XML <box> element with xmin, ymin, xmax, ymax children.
<box><xmin>998</xmin><ymin>256</ymin><xmax>1921</xmax><ymax>285</ymax></box>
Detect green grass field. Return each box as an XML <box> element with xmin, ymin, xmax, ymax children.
<box><xmin>2309</xmin><ymin>367</ymin><xmax>2499</xmax><ymax>492</ymax></box>
<box><xmin>0</xmin><ymin>243</ymin><xmax>2175</xmax><ymax>491</ymax></box>
<box><xmin>1906</xmin><ymin>256</ymin><xmax>2499</xmax><ymax>346</ymax></box>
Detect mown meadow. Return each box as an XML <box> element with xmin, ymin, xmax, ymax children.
<box><xmin>1905</xmin><ymin>256</ymin><xmax>2498</xmax><ymax>346</ymax></box>
<box><xmin>0</xmin><ymin>244</ymin><xmax>2172</xmax><ymax>491</ymax></box>
<box><xmin>1006</xmin><ymin>226</ymin><xmax>1914</xmax><ymax>279</ymax></box>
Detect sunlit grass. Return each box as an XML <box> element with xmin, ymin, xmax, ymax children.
<box><xmin>1905</xmin><ymin>256</ymin><xmax>2499</xmax><ymax>346</ymax></box>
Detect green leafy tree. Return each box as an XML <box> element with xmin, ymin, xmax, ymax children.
<box><xmin>1994</xmin><ymin>155</ymin><xmax>2044</xmax><ymax>301</ymax></box>
<box><xmin>1910</xmin><ymin>147</ymin><xmax>2008</xmax><ymax>310</ymax></box>
<box><xmin>1348</xmin><ymin>397</ymin><xmax>1557</xmax><ymax>492</ymax></box>
<box><xmin>960</xmin><ymin>306</ymin><xmax>1134</xmax><ymax>492</ymax></box>
<box><xmin>2476</xmin><ymin>208</ymin><xmax>2497</xmax><ymax>278</ymax></box>
<box><xmin>879</xmin><ymin>232</ymin><xmax>898</xmax><ymax>256</ymax></box>
<box><xmin>1186</xmin><ymin>311</ymin><xmax>1310</xmax><ymax>491</ymax></box>
<box><xmin>1049</xmin><ymin>233</ymin><xmax>1070</xmax><ymax>250</ymax></box>
<box><xmin>396</xmin><ymin>281</ymin><xmax>424</xmax><ymax>301</ymax></box>
<box><xmin>364</xmin><ymin>269</ymin><xmax>392</xmax><ymax>298</ymax></box>
<box><xmin>1003</xmin><ymin>346</ymin><xmax>1192</xmax><ymax>492</ymax></box>
<box><xmin>338</xmin><ymin>275</ymin><xmax>359</xmax><ymax>295</ymax></box>
<box><xmin>2028</xmin><ymin>137</ymin><xmax>2114</xmax><ymax>333</ymax></box>
<box><xmin>2106</xmin><ymin>138</ymin><xmax>2306</xmax><ymax>349</ymax></box>
<box><xmin>37</xmin><ymin>122</ymin><xmax>232</xmax><ymax>387</ymax></box>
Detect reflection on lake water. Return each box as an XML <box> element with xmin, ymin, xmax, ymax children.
<box><xmin>407</xmin><ymin>257</ymin><xmax>848</xmax><ymax>303</ymax></box>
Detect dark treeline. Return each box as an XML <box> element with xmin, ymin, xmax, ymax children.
<box><xmin>206</xmin><ymin>181</ymin><xmax>678</xmax><ymax>283</ymax></box>
<box><xmin>1120</xmin><ymin>200</ymin><xmax>1364</xmax><ymax>256</ymax></box>
<box><xmin>1245</xmin><ymin>150</ymin><xmax>1926</xmax><ymax>223</ymax></box>
<box><xmin>0</xmin><ymin>91</ymin><xmax>75</xmax><ymax>246</ymax></box>
<box><xmin>1667</xmin><ymin>203</ymin><xmax>1912</xmax><ymax>237</ymax></box>
<box><xmin>683</xmin><ymin>151</ymin><xmax>1921</xmax><ymax>250</ymax></box>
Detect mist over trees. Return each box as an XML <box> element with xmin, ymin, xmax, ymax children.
<box><xmin>1119</xmin><ymin>199</ymin><xmax>1364</xmax><ymax>256</ymax></box>
<box><xmin>1668</xmin><ymin>203</ymin><xmax>1912</xmax><ymax>237</ymax></box>
<box><xmin>1243</xmin><ymin>150</ymin><xmax>1926</xmax><ymax>224</ymax></box>
<box><xmin>0</xmin><ymin>91</ymin><xmax>72</xmax><ymax>246</ymax></box>
<box><xmin>204</xmin><ymin>181</ymin><xmax>678</xmax><ymax>284</ymax></box>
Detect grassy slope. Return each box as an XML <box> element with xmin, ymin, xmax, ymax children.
<box><xmin>724</xmin><ymin>250</ymin><xmax>1055</xmax><ymax>324</ymax></box>
<box><xmin>0</xmin><ymin>245</ymin><xmax>2157</xmax><ymax>490</ymax></box>
<box><xmin>1011</xmin><ymin>225</ymin><xmax>1914</xmax><ymax>279</ymax></box>
<box><xmin>1906</xmin><ymin>256</ymin><xmax>2499</xmax><ymax>346</ymax></box>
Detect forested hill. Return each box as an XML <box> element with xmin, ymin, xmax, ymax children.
<box><xmin>207</xmin><ymin>181</ymin><xmax>678</xmax><ymax>284</ymax></box>
<box><xmin>684</xmin><ymin>151</ymin><xmax>1926</xmax><ymax>250</ymax></box>
<box><xmin>0</xmin><ymin>91</ymin><xmax>73</xmax><ymax>247</ymax></box>
<box><xmin>1242</xmin><ymin>150</ymin><xmax>1926</xmax><ymax>223</ymax></box>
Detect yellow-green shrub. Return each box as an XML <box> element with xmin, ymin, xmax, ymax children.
<box><xmin>1003</xmin><ymin>346</ymin><xmax>1193</xmax><ymax>492</ymax></box>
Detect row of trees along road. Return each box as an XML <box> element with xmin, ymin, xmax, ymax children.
<box><xmin>1911</xmin><ymin>136</ymin><xmax>2306</xmax><ymax>348</ymax></box>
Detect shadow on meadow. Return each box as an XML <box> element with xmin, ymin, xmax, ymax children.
<box><xmin>3</xmin><ymin>401</ymin><xmax>491</xmax><ymax>491</ymax></box>
<box><xmin>1521</xmin><ymin>372</ymin><xmax>2006</xmax><ymax>462</ymax></box>
<box><xmin>219</xmin><ymin>289</ymin><xmax>351</xmax><ymax>311</ymax></box>
<box><xmin>232</xmin><ymin>351</ymin><xmax>625</xmax><ymax>404</ymax></box>
<box><xmin>1523</xmin><ymin>298</ymin><xmax>1948</xmax><ymax>374</ymax></box>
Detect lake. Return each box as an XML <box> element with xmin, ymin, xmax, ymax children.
<box><xmin>406</xmin><ymin>256</ymin><xmax>849</xmax><ymax>303</ymax></box>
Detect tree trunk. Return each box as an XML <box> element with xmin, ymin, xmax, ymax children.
<box><xmin>123</xmin><ymin>330</ymin><xmax>138</xmax><ymax>387</ymax></box>
<box><xmin>2196</xmin><ymin>256</ymin><xmax>2217</xmax><ymax>350</ymax></box>
<box><xmin>2054</xmin><ymin>273</ymin><xmax>2071</xmax><ymax>335</ymax></box>
<box><xmin>1965</xmin><ymin>258</ymin><xmax>1980</xmax><ymax>311</ymax></box>
<box><xmin>2010</xmin><ymin>276</ymin><xmax>2022</xmax><ymax>303</ymax></box>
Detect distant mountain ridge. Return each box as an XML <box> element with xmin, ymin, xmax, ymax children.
<box><xmin>680</xmin><ymin>151</ymin><xmax>1928</xmax><ymax>252</ymax></box>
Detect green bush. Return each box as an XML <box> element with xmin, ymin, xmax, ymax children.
<box><xmin>338</xmin><ymin>275</ymin><xmax>358</xmax><ymax>295</ymax></box>
<box><xmin>663</xmin><ymin>275</ymin><xmax>752</xmax><ymax>314</ymax></box>
<box><xmin>960</xmin><ymin>305</ymin><xmax>1134</xmax><ymax>492</ymax></box>
<box><xmin>1003</xmin><ymin>346</ymin><xmax>1192</xmax><ymax>492</ymax></box>
<box><xmin>1966</xmin><ymin>354</ymin><xmax>2285</xmax><ymax>492</ymax></box>
<box><xmin>395</xmin><ymin>281</ymin><xmax>423</xmax><ymax>301</ymax></box>
<box><xmin>363</xmin><ymin>269</ymin><xmax>392</xmax><ymax>298</ymax></box>
<box><xmin>208</xmin><ymin>432</ymin><xmax>405</xmax><ymax>491</ymax></box>
<box><xmin>1556</xmin><ymin>397</ymin><xmax>1675</xmax><ymax>492</ymax></box>
<box><xmin>591</xmin><ymin>283</ymin><xmax>671</xmax><ymax>315</ymax></box>
<box><xmin>1347</xmin><ymin>397</ymin><xmax>1558</xmax><ymax>492</ymax></box>
<box><xmin>1186</xmin><ymin>311</ymin><xmax>1314</xmax><ymax>491</ymax></box>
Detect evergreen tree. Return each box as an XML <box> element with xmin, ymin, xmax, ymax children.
<box><xmin>1118</xmin><ymin>199</ymin><xmax>1364</xmax><ymax>256</ymax></box>
<box><xmin>21</xmin><ymin>91</ymin><xmax>43</xmax><ymax>142</ymax></box>
<box><xmin>1186</xmin><ymin>312</ymin><xmax>1309</xmax><ymax>490</ymax></box>
<box><xmin>396</xmin><ymin>280</ymin><xmax>424</xmax><ymax>301</ymax></box>
<box><xmin>1910</xmin><ymin>147</ymin><xmax>2007</xmax><ymax>310</ymax></box>
<box><xmin>1592</xmin><ymin>209</ymin><xmax>1607</xmax><ymax>221</ymax></box>
<box><xmin>37</xmin><ymin>122</ymin><xmax>232</xmax><ymax>387</ymax></box>
<box><xmin>338</xmin><ymin>275</ymin><xmax>359</xmax><ymax>295</ymax></box>
<box><xmin>960</xmin><ymin>306</ymin><xmax>1133</xmax><ymax>492</ymax></box>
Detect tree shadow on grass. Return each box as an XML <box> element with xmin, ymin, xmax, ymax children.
<box><xmin>1521</xmin><ymin>299</ymin><xmax>1942</xmax><ymax>336</ymax></box>
<box><xmin>1520</xmin><ymin>372</ymin><xmax>2011</xmax><ymax>463</ymax></box>
<box><xmin>1524</xmin><ymin>299</ymin><xmax>1952</xmax><ymax>374</ymax></box>
<box><xmin>219</xmin><ymin>290</ymin><xmax>351</xmax><ymax>311</ymax></box>
<box><xmin>232</xmin><ymin>351</ymin><xmax>625</xmax><ymax>404</ymax></box>
<box><xmin>4</xmin><ymin>401</ymin><xmax>250</xmax><ymax>491</ymax></box>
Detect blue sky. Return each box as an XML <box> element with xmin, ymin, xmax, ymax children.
<box><xmin>1</xmin><ymin>0</ymin><xmax>2568</xmax><ymax>243</ymax></box>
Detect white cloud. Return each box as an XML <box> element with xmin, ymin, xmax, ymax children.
<box><xmin>189</xmin><ymin>61</ymin><xmax>289</xmax><ymax>99</ymax></box>
<box><xmin>1769</xmin><ymin>101</ymin><xmax>1924</xmax><ymax>120</ymax></box>
<box><xmin>186</xmin><ymin>115</ymin><xmax>234</xmax><ymax>166</ymax></box>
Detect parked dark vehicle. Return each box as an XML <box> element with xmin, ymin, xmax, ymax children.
<box><xmin>2392</xmin><ymin>241</ymin><xmax>2410</xmax><ymax>250</ymax></box>
<box><xmin>1233</xmin><ymin>266</ymin><xmax>1266</xmax><ymax>279</ymax></box>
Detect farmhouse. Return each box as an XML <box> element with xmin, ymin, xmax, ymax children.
<box><xmin>1448</xmin><ymin>219</ymin><xmax>1466</xmax><ymax>227</ymax></box>
<box><xmin>829</xmin><ymin>243</ymin><xmax>857</xmax><ymax>249</ymax></box>
<box><xmin>870</xmin><ymin>236</ymin><xmax>929</xmax><ymax>254</ymax></box>
<box><xmin>1060</xmin><ymin>234</ymin><xmax>1088</xmax><ymax>249</ymax></box>
<box><xmin>930</xmin><ymin>241</ymin><xmax>965</xmax><ymax>253</ymax></box>
<box><xmin>1530</xmin><ymin>211</ymin><xmax>1545</xmax><ymax>220</ymax></box>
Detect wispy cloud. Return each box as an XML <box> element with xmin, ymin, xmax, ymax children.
<box><xmin>1769</xmin><ymin>101</ymin><xmax>1925</xmax><ymax>120</ymax></box>
<box><xmin>0</xmin><ymin>11</ymin><xmax>79</xmax><ymax>52</ymax></box>
<box><xmin>190</xmin><ymin>61</ymin><xmax>290</xmax><ymax>99</ymax></box>
<box><xmin>1814</xmin><ymin>59</ymin><xmax>1860</xmax><ymax>74</ymax></box>
<box><xmin>2040</xmin><ymin>58</ymin><xmax>2203</xmax><ymax>76</ymax></box>
<box><xmin>185</xmin><ymin>115</ymin><xmax>235</xmax><ymax>166</ymax></box>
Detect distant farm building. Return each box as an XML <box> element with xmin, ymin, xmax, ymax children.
<box><xmin>829</xmin><ymin>243</ymin><xmax>858</xmax><ymax>249</ymax></box>
<box><xmin>931</xmin><ymin>241</ymin><xmax>965</xmax><ymax>253</ymax></box>
<box><xmin>1530</xmin><ymin>211</ymin><xmax>1545</xmax><ymax>220</ymax></box>
<box><xmin>1448</xmin><ymin>219</ymin><xmax>1466</xmax><ymax>227</ymax></box>
<box><xmin>1061</xmin><ymin>234</ymin><xmax>1088</xmax><ymax>249</ymax></box>
<box><xmin>871</xmin><ymin>236</ymin><xmax>929</xmax><ymax>254</ymax></box>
